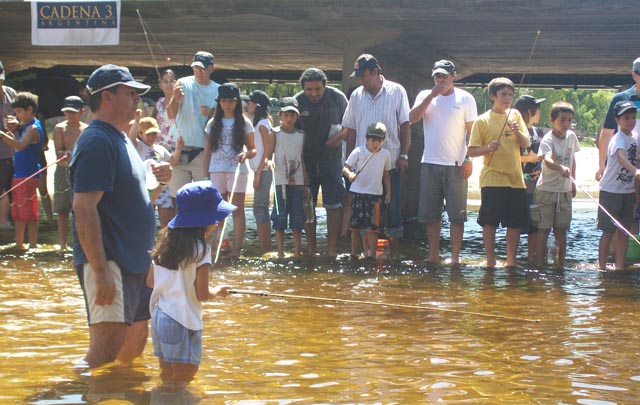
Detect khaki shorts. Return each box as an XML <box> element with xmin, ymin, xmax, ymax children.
<box><xmin>168</xmin><ymin>150</ymin><xmax>205</xmax><ymax>198</ymax></box>
<box><xmin>77</xmin><ymin>261</ymin><xmax>151</xmax><ymax>325</ymax></box>
<box><xmin>53</xmin><ymin>165</ymin><xmax>71</xmax><ymax>214</ymax></box>
<box><xmin>532</xmin><ymin>190</ymin><xmax>572</xmax><ymax>230</ymax></box>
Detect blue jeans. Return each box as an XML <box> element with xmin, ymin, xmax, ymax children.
<box><xmin>271</xmin><ymin>185</ymin><xmax>305</xmax><ymax>231</ymax></box>
<box><xmin>306</xmin><ymin>160</ymin><xmax>345</xmax><ymax>209</ymax></box>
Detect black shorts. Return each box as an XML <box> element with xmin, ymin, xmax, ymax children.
<box><xmin>478</xmin><ymin>187</ymin><xmax>528</xmax><ymax>229</ymax></box>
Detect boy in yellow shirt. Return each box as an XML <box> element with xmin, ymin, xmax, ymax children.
<box><xmin>468</xmin><ymin>77</ymin><xmax>530</xmax><ymax>267</ymax></box>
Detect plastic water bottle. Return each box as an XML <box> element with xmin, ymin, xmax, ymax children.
<box><xmin>546</xmin><ymin>235</ymin><xmax>558</xmax><ymax>266</ymax></box>
<box><xmin>303</xmin><ymin>189</ymin><xmax>314</xmax><ymax>224</ymax></box>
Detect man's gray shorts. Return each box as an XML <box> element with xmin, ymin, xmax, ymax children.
<box><xmin>418</xmin><ymin>163</ymin><xmax>468</xmax><ymax>224</ymax></box>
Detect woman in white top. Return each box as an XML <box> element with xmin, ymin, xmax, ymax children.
<box><xmin>202</xmin><ymin>83</ymin><xmax>257</xmax><ymax>257</ymax></box>
<box><xmin>247</xmin><ymin>90</ymin><xmax>274</xmax><ymax>253</ymax></box>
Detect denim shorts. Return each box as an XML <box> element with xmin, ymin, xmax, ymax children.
<box><xmin>306</xmin><ymin>160</ymin><xmax>345</xmax><ymax>209</ymax></box>
<box><xmin>152</xmin><ymin>306</ymin><xmax>202</xmax><ymax>366</ymax></box>
<box><xmin>271</xmin><ymin>185</ymin><xmax>304</xmax><ymax>231</ymax></box>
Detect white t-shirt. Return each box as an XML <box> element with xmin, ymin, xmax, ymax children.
<box><xmin>136</xmin><ymin>141</ymin><xmax>171</xmax><ymax>163</ymax></box>
<box><xmin>536</xmin><ymin>130</ymin><xmax>580</xmax><ymax>193</ymax></box>
<box><xmin>249</xmin><ymin>118</ymin><xmax>272</xmax><ymax>172</ymax></box>
<box><xmin>341</xmin><ymin>78</ymin><xmax>410</xmax><ymax>169</ymax></box>
<box><xmin>345</xmin><ymin>145</ymin><xmax>392</xmax><ymax>195</ymax></box>
<box><xmin>149</xmin><ymin>243</ymin><xmax>211</xmax><ymax>331</ymax></box>
<box><xmin>205</xmin><ymin>116</ymin><xmax>254</xmax><ymax>174</ymax></box>
<box><xmin>273</xmin><ymin>126</ymin><xmax>305</xmax><ymax>186</ymax></box>
<box><xmin>414</xmin><ymin>87</ymin><xmax>477</xmax><ymax>166</ymax></box>
<box><xmin>599</xmin><ymin>130</ymin><xmax>639</xmax><ymax>194</ymax></box>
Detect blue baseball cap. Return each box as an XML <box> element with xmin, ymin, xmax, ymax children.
<box><xmin>614</xmin><ymin>100</ymin><xmax>637</xmax><ymax>117</ymax></box>
<box><xmin>86</xmin><ymin>64</ymin><xmax>150</xmax><ymax>96</ymax></box>
<box><xmin>217</xmin><ymin>82</ymin><xmax>241</xmax><ymax>101</ymax></box>
<box><xmin>249</xmin><ymin>90</ymin><xmax>270</xmax><ymax>108</ymax></box>
<box><xmin>191</xmin><ymin>51</ymin><xmax>215</xmax><ymax>69</ymax></box>
<box><xmin>168</xmin><ymin>181</ymin><xmax>236</xmax><ymax>229</ymax></box>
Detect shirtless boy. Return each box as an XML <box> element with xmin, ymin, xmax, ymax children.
<box><xmin>53</xmin><ymin>96</ymin><xmax>87</xmax><ymax>251</ymax></box>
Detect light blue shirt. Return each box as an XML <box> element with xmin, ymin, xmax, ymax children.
<box><xmin>172</xmin><ymin>76</ymin><xmax>219</xmax><ymax>148</ymax></box>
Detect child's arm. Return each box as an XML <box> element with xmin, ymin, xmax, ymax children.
<box><xmin>383</xmin><ymin>170</ymin><xmax>391</xmax><ymax>204</ymax></box>
<box><xmin>127</xmin><ymin>109</ymin><xmax>142</xmax><ymax>145</ymax></box>
<box><xmin>145</xmin><ymin>264</ymin><xmax>154</xmax><ymax>288</ymax></box>
<box><xmin>467</xmin><ymin>142</ymin><xmax>499</xmax><ymax>158</ymax></box>
<box><xmin>343</xmin><ymin>163</ymin><xmax>356</xmax><ymax>183</ymax></box>
<box><xmin>240</xmin><ymin>130</ymin><xmax>257</xmax><ymax>162</ymax></box>
<box><xmin>194</xmin><ymin>264</ymin><xmax>231</xmax><ymax>301</ymax></box>
<box><xmin>53</xmin><ymin>124</ymin><xmax>69</xmax><ymax>163</ymax></box>
<box><xmin>0</xmin><ymin>125</ymin><xmax>39</xmax><ymax>151</ymax></box>
<box><xmin>510</xmin><ymin>121</ymin><xmax>530</xmax><ymax>148</ymax></box>
<box><xmin>615</xmin><ymin>149</ymin><xmax>640</xmax><ymax>177</ymax></box>
<box><xmin>542</xmin><ymin>152</ymin><xmax>570</xmax><ymax>177</ymax></box>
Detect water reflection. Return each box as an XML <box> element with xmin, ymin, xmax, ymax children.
<box><xmin>0</xmin><ymin>202</ymin><xmax>639</xmax><ymax>403</ymax></box>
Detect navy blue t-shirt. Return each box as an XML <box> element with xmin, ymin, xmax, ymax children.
<box><xmin>70</xmin><ymin>120</ymin><xmax>155</xmax><ymax>274</ymax></box>
<box><xmin>603</xmin><ymin>85</ymin><xmax>640</xmax><ymax>131</ymax></box>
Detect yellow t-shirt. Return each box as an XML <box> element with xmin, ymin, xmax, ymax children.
<box><xmin>469</xmin><ymin>108</ymin><xmax>528</xmax><ymax>188</ymax></box>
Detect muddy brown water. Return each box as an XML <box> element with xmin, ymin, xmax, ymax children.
<box><xmin>1</xmin><ymin>200</ymin><xmax>640</xmax><ymax>404</ymax></box>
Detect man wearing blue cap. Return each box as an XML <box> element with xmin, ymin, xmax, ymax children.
<box><xmin>597</xmin><ymin>56</ymin><xmax>640</xmax><ymax>181</ymax></box>
<box><xmin>70</xmin><ymin>64</ymin><xmax>172</xmax><ymax>368</ymax></box>
<box><xmin>166</xmin><ymin>51</ymin><xmax>220</xmax><ymax>199</ymax></box>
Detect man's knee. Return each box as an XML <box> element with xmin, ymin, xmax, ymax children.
<box><xmin>86</xmin><ymin>322</ymin><xmax>127</xmax><ymax>367</ymax></box>
<box><xmin>117</xmin><ymin>320</ymin><xmax>149</xmax><ymax>364</ymax></box>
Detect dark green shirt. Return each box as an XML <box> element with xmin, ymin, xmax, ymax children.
<box><xmin>295</xmin><ymin>86</ymin><xmax>348</xmax><ymax>164</ymax></box>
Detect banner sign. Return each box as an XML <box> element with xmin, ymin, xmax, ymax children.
<box><xmin>31</xmin><ymin>0</ymin><xmax>121</xmax><ymax>46</ymax></box>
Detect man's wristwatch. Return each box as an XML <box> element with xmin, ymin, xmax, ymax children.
<box><xmin>399</xmin><ymin>154</ymin><xmax>409</xmax><ymax>160</ymax></box>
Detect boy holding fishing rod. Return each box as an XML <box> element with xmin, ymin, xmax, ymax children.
<box><xmin>0</xmin><ymin>92</ymin><xmax>45</xmax><ymax>250</ymax></box>
<box><xmin>533</xmin><ymin>102</ymin><xmax>580</xmax><ymax>269</ymax></box>
<box><xmin>597</xmin><ymin>101</ymin><xmax>640</xmax><ymax>270</ymax></box>
<box><xmin>269</xmin><ymin>97</ymin><xmax>308</xmax><ymax>259</ymax></box>
<box><xmin>343</xmin><ymin>122</ymin><xmax>391</xmax><ymax>259</ymax></box>
<box><xmin>468</xmin><ymin>77</ymin><xmax>529</xmax><ymax>267</ymax></box>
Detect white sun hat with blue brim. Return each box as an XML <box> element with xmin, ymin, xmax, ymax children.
<box><xmin>168</xmin><ymin>181</ymin><xmax>237</xmax><ymax>229</ymax></box>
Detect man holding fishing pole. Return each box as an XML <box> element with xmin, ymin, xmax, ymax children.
<box><xmin>71</xmin><ymin>65</ymin><xmax>172</xmax><ymax>368</ymax></box>
<box><xmin>166</xmin><ymin>51</ymin><xmax>220</xmax><ymax>199</ymax></box>
<box><xmin>409</xmin><ymin>60</ymin><xmax>477</xmax><ymax>264</ymax></box>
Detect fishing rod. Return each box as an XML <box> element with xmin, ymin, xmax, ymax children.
<box><xmin>214</xmin><ymin>162</ymin><xmax>242</xmax><ymax>263</ymax></box>
<box><xmin>0</xmin><ymin>149</ymin><xmax>66</xmax><ymax>200</ymax></box>
<box><xmin>136</xmin><ymin>9</ymin><xmax>161</xmax><ymax>82</ymax></box>
<box><xmin>570</xmin><ymin>176</ymin><xmax>640</xmax><ymax>246</ymax></box>
<box><xmin>486</xmin><ymin>30</ymin><xmax>541</xmax><ymax>167</ymax></box>
<box><xmin>229</xmin><ymin>289</ymin><xmax>540</xmax><ymax>323</ymax></box>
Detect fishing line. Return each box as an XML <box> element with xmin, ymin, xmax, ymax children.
<box><xmin>0</xmin><ymin>151</ymin><xmax>65</xmax><ymax>200</ymax></box>
<box><xmin>486</xmin><ymin>30</ymin><xmax>541</xmax><ymax>167</ymax></box>
<box><xmin>570</xmin><ymin>176</ymin><xmax>640</xmax><ymax>246</ymax></box>
<box><xmin>214</xmin><ymin>162</ymin><xmax>242</xmax><ymax>263</ymax></box>
<box><xmin>229</xmin><ymin>289</ymin><xmax>540</xmax><ymax>322</ymax></box>
<box><xmin>136</xmin><ymin>9</ymin><xmax>160</xmax><ymax>81</ymax></box>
